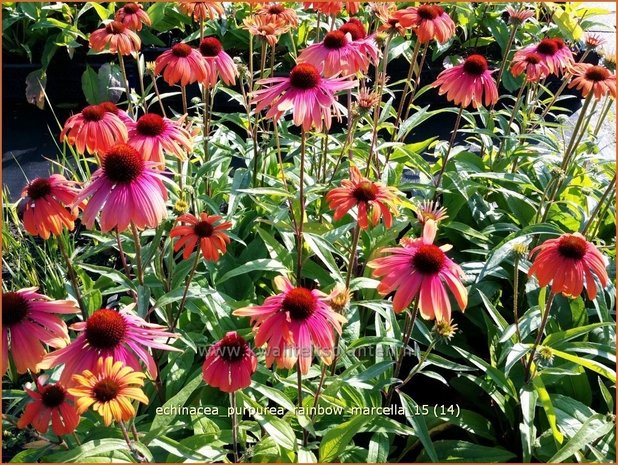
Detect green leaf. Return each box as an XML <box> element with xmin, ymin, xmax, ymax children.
<box><xmin>532</xmin><ymin>375</ymin><xmax>564</xmax><ymax>444</ymax></box>
<box><xmin>238</xmin><ymin>392</ymin><xmax>297</xmax><ymax>451</ymax></box>
<box><xmin>88</xmin><ymin>2</ymin><xmax>110</xmax><ymax>20</ymax></box>
<box><xmin>549</xmin><ymin>414</ymin><xmax>614</xmax><ymax>463</ymax></box>
<box><xmin>550</xmin><ymin>348</ymin><xmax>616</xmax><ymax>382</ymax></box>
<box><xmin>543</xmin><ymin>322</ymin><xmax>614</xmax><ymax>346</ymax></box>
<box><xmin>519</xmin><ymin>385</ymin><xmax>538</xmax><ymax>463</ymax></box>
<box><xmin>399</xmin><ymin>392</ymin><xmax>438</xmax><ymax>462</ymax></box>
<box><xmin>81</xmin><ymin>66</ymin><xmax>99</xmax><ymax>105</ymax></box>
<box><xmin>319</xmin><ymin>415</ymin><xmax>371</xmax><ymax>462</ymax></box>
<box><xmin>416</xmin><ymin>440</ymin><xmax>516</xmax><ymax>463</ymax></box>
<box><xmin>149</xmin><ymin>373</ymin><xmax>202</xmax><ymax>432</ymax></box>
<box><xmin>45</xmin><ymin>439</ymin><xmax>152</xmax><ymax>462</ymax></box>
<box><xmin>217</xmin><ymin>259</ymin><xmax>288</xmax><ymax>284</ymax></box>
<box><xmin>367</xmin><ymin>432</ymin><xmax>390</xmax><ymax>463</ymax></box>
<box><xmin>444</xmin><ymin>221</ymin><xmax>489</xmax><ymax>242</ymax></box>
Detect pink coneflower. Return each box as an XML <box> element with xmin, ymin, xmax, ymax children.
<box><xmin>170</xmin><ymin>212</ymin><xmax>232</xmax><ymax>261</ymax></box>
<box><xmin>40</xmin><ymin>308</ymin><xmax>180</xmax><ymax>385</ymax></box>
<box><xmin>243</xmin><ymin>14</ymin><xmax>290</xmax><ymax>47</ymax></box>
<box><xmin>17</xmin><ymin>378</ymin><xmax>80</xmax><ymax>436</ymax></box>
<box><xmin>257</xmin><ymin>3</ymin><xmax>299</xmax><ymax>28</ymax></box>
<box><xmin>326</xmin><ymin>165</ymin><xmax>398</xmax><ymax>229</ymax></box>
<box><xmin>368</xmin><ymin>220</ymin><xmax>468</xmax><ymax>319</ymax></box>
<box><xmin>505</xmin><ymin>6</ymin><xmax>535</xmax><ymax>25</ymax></box>
<box><xmin>528</xmin><ymin>233</ymin><xmax>609</xmax><ymax>299</ymax></box>
<box><xmin>584</xmin><ymin>33</ymin><xmax>606</xmax><ymax>50</ymax></box>
<box><xmin>393</xmin><ymin>5</ymin><xmax>456</xmax><ymax>44</ymax></box>
<box><xmin>199</xmin><ymin>36</ymin><xmax>238</xmax><ymax>87</ymax></box>
<box><xmin>114</xmin><ymin>3</ymin><xmax>151</xmax><ymax>31</ymax></box>
<box><xmin>127</xmin><ymin>113</ymin><xmax>192</xmax><ymax>166</ymax></box>
<box><xmin>74</xmin><ymin>143</ymin><xmax>168</xmax><ymax>233</ymax></box>
<box><xmin>513</xmin><ymin>38</ymin><xmax>574</xmax><ymax>76</ymax></box>
<box><xmin>20</xmin><ymin>175</ymin><xmax>82</xmax><ymax>240</ymax></box>
<box><xmin>179</xmin><ymin>1</ymin><xmax>224</xmax><ymax>21</ymax></box>
<box><xmin>89</xmin><ymin>21</ymin><xmax>141</xmax><ymax>55</ymax></box>
<box><xmin>60</xmin><ymin>105</ymin><xmax>128</xmax><ymax>156</ymax></box>
<box><xmin>155</xmin><ymin>43</ymin><xmax>208</xmax><ymax>86</ymax></box>
<box><xmin>298</xmin><ymin>30</ymin><xmax>372</xmax><ymax>77</ymax></box>
<box><xmin>202</xmin><ymin>331</ymin><xmax>258</xmax><ymax>392</ymax></box>
<box><xmin>2</xmin><ymin>288</ymin><xmax>79</xmax><ymax>375</ymax></box>
<box><xmin>432</xmin><ymin>54</ymin><xmax>498</xmax><ymax>108</ymax></box>
<box><xmin>304</xmin><ymin>2</ymin><xmax>358</xmax><ymax>15</ymax></box>
<box><xmin>98</xmin><ymin>101</ymin><xmax>133</xmax><ymax>126</ymax></box>
<box><xmin>234</xmin><ymin>276</ymin><xmax>346</xmax><ymax>374</ymax></box>
<box><xmin>568</xmin><ymin>64</ymin><xmax>616</xmax><ymax>100</ymax></box>
<box><xmin>416</xmin><ymin>200</ymin><xmax>448</xmax><ymax>225</ymax></box>
<box><xmin>511</xmin><ymin>51</ymin><xmax>551</xmax><ymax>82</ymax></box>
<box><xmin>252</xmin><ymin>63</ymin><xmax>357</xmax><ymax>131</ymax></box>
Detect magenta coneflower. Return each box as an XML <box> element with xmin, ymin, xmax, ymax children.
<box><xmin>40</xmin><ymin>308</ymin><xmax>180</xmax><ymax>385</ymax></box>
<box><xmin>393</xmin><ymin>5</ymin><xmax>456</xmax><ymax>44</ymax></box>
<box><xmin>202</xmin><ymin>331</ymin><xmax>258</xmax><ymax>392</ymax></box>
<box><xmin>155</xmin><ymin>43</ymin><xmax>208</xmax><ymax>86</ymax></box>
<box><xmin>89</xmin><ymin>21</ymin><xmax>141</xmax><ymax>55</ymax></box>
<box><xmin>75</xmin><ymin>143</ymin><xmax>168</xmax><ymax>233</ymax></box>
<box><xmin>60</xmin><ymin>105</ymin><xmax>128</xmax><ymax>156</ymax></box>
<box><xmin>298</xmin><ymin>30</ymin><xmax>374</xmax><ymax>77</ymax></box>
<box><xmin>2</xmin><ymin>288</ymin><xmax>79</xmax><ymax>375</ymax></box>
<box><xmin>99</xmin><ymin>101</ymin><xmax>134</xmax><ymax>126</ymax></box>
<box><xmin>568</xmin><ymin>64</ymin><xmax>616</xmax><ymax>100</ymax></box>
<box><xmin>368</xmin><ymin>220</ymin><xmax>468</xmax><ymax>319</ymax></box>
<box><xmin>432</xmin><ymin>54</ymin><xmax>498</xmax><ymax>109</ymax></box>
<box><xmin>511</xmin><ymin>51</ymin><xmax>551</xmax><ymax>82</ymax></box>
<box><xmin>252</xmin><ymin>63</ymin><xmax>357</xmax><ymax>131</ymax></box>
<box><xmin>114</xmin><ymin>3</ymin><xmax>151</xmax><ymax>31</ymax></box>
<box><xmin>339</xmin><ymin>19</ymin><xmax>380</xmax><ymax>65</ymax></box>
<box><xmin>528</xmin><ymin>233</ymin><xmax>609</xmax><ymax>299</ymax></box>
<box><xmin>233</xmin><ymin>276</ymin><xmax>346</xmax><ymax>374</ymax></box>
<box><xmin>199</xmin><ymin>36</ymin><xmax>238</xmax><ymax>87</ymax></box>
<box><xmin>513</xmin><ymin>38</ymin><xmax>574</xmax><ymax>76</ymax></box>
<box><xmin>17</xmin><ymin>378</ymin><xmax>80</xmax><ymax>436</ymax></box>
<box><xmin>20</xmin><ymin>174</ymin><xmax>82</xmax><ymax>240</ymax></box>
<box><xmin>127</xmin><ymin>113</ymin><xmax>193</xmax><ymax>166</ymax></box>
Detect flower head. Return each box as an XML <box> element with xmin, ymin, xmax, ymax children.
<box><xmin>528</xmin><ymin>232</ymin><xmax>609</xmax><ymax>299</ymax></box>
<box><xmin>252</xmin><ymin>63</ymin><xmax>357</xmax><ymax>131</ymax></box>
<box><xmin>373</xmin><ymin>3</ymin><xmax>406</xmax><ymax>36</ymax></box>
<box><xmin>600</xmin><ymin>49</ymin><xmax>616</xmax><ymax>72</ymax></box>
<box><xmin>99</xmin><ymin>101</ymin><xmax>134</xmax><ymax>126</ymax></box>
<box><xmin>257</xmin><ymin>3</ymin><xmax>299</xmax><ymax>28</ymax></box>
<box><xmin>568</xmin><ymin>64</ymin><xmax>616</xmax><ymax>100</ymax></box>
<box><xmin>74</xmin><ymin>143</ymin><xmax>168</xmax><ymax>232</ymax></box>
<box><xmin>114</xmin><ymin>3</ymin><xmax>151</xmax><ymax>31</ymax></box>
<box><xmin>584</xmin><ymin>33</ymin><xmax>605</xmax><ymax>50</ymax></box>
<box><xmin>432</xmin><ymin>54</ymin><xmax>498</xmax><ymax>108</ymax></box>
<box><xmin>155</xmin><ymin>43</ymin><xmax>208</xmax><ymax>86</ymax></box>
<box><xmin>511</xmin><ymin>51</ymin><xmax>551</xmax><ymax>82</ymax></box>
<box><xmin>127</xmin><ymin>113</ymin><xmax>192</xmax><ymax>166</ymax></box>
<box><xmin>328</xmin><ymin>284</ymin><xmax>351</xmax><ymax>312</ymax></box>
<box><xmin>17</xmin><ymin>378</ymin><xmax>80</xmax><ymax>436</ymax></box>
<box><xmin>89</xmin><ymin>21</ymin><xmax>141</xmax><ymax>55</ymax></box>
<box><xmin>416</xmin><ymin>200</ymin><xmax>448</xmax><ymax>225</ymax></box>
<box><xmin>513</xmin><ymin>38</ymin><xmax>574</xmax><ymax>76</ymax></box>
<box><xmin>393</xmin><ymin>5</ymin><xmax>456</xmax><ymax>44</ymax></box>
<box><xmin>234</xmin><ymin>276</ymin><xmax>346</xmax><ymax>374</ymax></box>
<box><xmin>433</xmin><ymin>318</ymin><xmax>458</xmax><ymax>342</ymax></box>
<box><xmin>202</xmin><ymin>331</ymin><xmax>258</xmax><ymax>392</ymax></box>
<box><xmin>170</xmin><ymin>212</ymin><xmax>232</xmax><ymax>261</ymax></box>
<box><xmin>69</xmin><ymin>357</ymin><xmax>149</xmax><ymax>426</ymax></box>
<box><xmin>199</xmin><ymin>36</ymin><xmax>238</xmax><ymax>87</ymax></box>
<box><xmin>178</xmin><ymin>1</ymin><xmax>224</xmax><ymax>21</ymax></box>
<box><xmin>368</xmin><ymin>220</ymin><xmax>468</xmax><ymax>319</ymax></box>
<box><xmin>20</xmin><ymin>174</ymin><xmax>82</xmax><ymax>239</ymax></box>
<box><xmin>243</xmin><ymin>14</ymin><xmax>290</xmax><ymax>47</ymax></box>
<box><xmin>505</xmin><ymin>6</ymin><xmax>535</xmax><ymax>25</ymax></box>
<box><xmin>2</xmin><ymin>288</ymin><xmax>79</xmax><ymax>375</ymax></box>
<box><xmin>326</xmin><ymin>165</ymin><xmax>398</xmax><ymax>229</ymax></box>
<box><xmin>60</xmin><ymin>104</ymin><xmax>128</xmax><ymax>156</ymax></box>
<box><xmin>41</xmin><ymin>307</ymin><xmax>180</xmax><ymax>385</ymax></box>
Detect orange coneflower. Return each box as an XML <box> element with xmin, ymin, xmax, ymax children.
<box><xmin>69</xmin><ymin>357</ymin><xmax>149</xmax><ymax>426</ymax></box>
<box><xmin>393</xmin><ymin>4</ymin><xmax>456</xmax><ymax>44</ymax></box>
<box><xmin>89</xmin><ymin>21</ymin><xmax>141</xmax><ymax>55</ymax></box>
<box><xmin>170</xmin><ymin>212</ymin><xmax>232</xmax><ymax>262</ymax></box>
<box><xmin>511</xmin><ymin>51</ymin><xmax>551</xmax><ymax>82</ymax></box>
<box><xmin>178</xmin><ymin>1</ymin><xmax>224</xmax><ymax>21</ymax></box>
<box><xmin>257</xmin><ymin>3</ymin><xmax>299</xmax><ymax>28</ymax></box>
<box><xmin>199</xmin><ymin>36</ymin><xmax>238</xmax><ymax>87</ymax></box>
<box><xmin>568</xmin><ymin>64</ymin><xmax>616</xmax><ymax>100</ymax></box>
<box><xmin>243</xmin><ymin>14</ymin><xmax>290</xmax><ymax>47</ymax></box>
<box><xmin>155</xmin><ymin>43</ymin><xmax>208</xmax><ymax>86</ymax></box>
<box><xmin>114</xmin><ymin>3</ymin><xmax>151</xmax><ymax>31</ymax></box>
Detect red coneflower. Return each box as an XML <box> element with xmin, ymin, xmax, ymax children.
<box><xmin>568</xmin><ymin>64</ymin><xmax>616</xmax><ymax>100</ymax></box>
<box><xmin>89</xmin><ymin>21</ymin><xmax>141</xmax><ymax>55</ymax></box>
<box><xmin>155</xmin><ymin>43</ymin><xmax>208</xmax><ymax>86</ymax></box>
<box><xmin>528</xmin><ymin>232</ymin><xmax>609</xmax><ymax>299</ymax></box>
<box><xmin>243</xmin><ymin>14</ymin><xmax>290</xmax><ymax>47</ymax></box>
<box><xmin>20</xmin><ymin>175</ymin><xmax>82</xmax><ymax>240</ymax></box>
<box><xmin>41</xmin><ymin>307</ymin><xmax>179</xmax><ymax>385</ymax></box>
<box><xmin>513</xmin><ymin>38</ymin><xmax>574</xmax><ymax>76</ymax></box>
<box><xmin>393</xmin><ymin>5</ymin><xmax>456</xmax><ymax>44</ymax></box>
<box><xmin>69</xmin><ymin>356</ymin><xmax>149</xmax><ymax>426</ymax></box>
<box><xmin>60</xmin><ymin>104</ymin><xmax>128</xmax><ymax>156</ymax></box>
<box><xmin>326</xmin><ymin>165</ymin><xmax>398</xmax><ymax>229</ymax></box>
<box><xmin>511</xmin><ymin>51</ymin><xmax>551</xmax><ymax>82</ymax></box>
<box><xmin>234</xmin><ymin>276</ymin><xmax>346</xmax><ymax>374</ymax></box>
<box><xmin>127</xmin><ymin>113</ymin><xmax>193</xmax><ymax>166</ymax></box>
<box><xmin>170</xmin><ymin>212</ymin><xmax>232</xmax><ymax>261</ymax></box>
<box><xmin>199</xmin><ymin>36</ymin><xmax>238</xmax><ymax>87</ymax></box>
<box><xmin>202</xmin><ymin>331</ymin><xmax>258</xmax><ymax>392</ymax></box>
<box><xmin>298</xmin><ymin>29</ymin><xmax>376</xmax><ymax>77</ymax></box>
<box><xmin>74</xmin><ymin>143</ymin><xmax>168</xmax><ymax>233</ymax></box>
<box><xmin>178</xmin><ymin>1</ymin><xmax>224</xmax><ymax>22</ymax></box>
<box><xmin>17</xmin><ymin>378</ymin><xmax>80</xmax><ymax>436</ymax></box>
<box><xmin>114</xmin><ymin>3</ymin><xmax>151</xmax><ymax>31</ymax></box>
<box><xmin>252</xmin><ymin>63</ymin><xmax>357</xmax><ymax>131</ymax></box>
<box><xmin>257</xmin><ymin>3</ymin><xmax>299</xmax><ymax>28</ymax></box>
<box><xmin>432</xmin><ymin>54</ymin><xmax>498</xmax><ymax>109</ymax></box>
<box><xmin>2</xmin><ymin>288</ymin><xmax>79</xmax><ymax>375</ymax></box>
<box><xmin>368</xmin><ymin>220</ymin><xmax>468</xmax><ymax>319</ymax></box>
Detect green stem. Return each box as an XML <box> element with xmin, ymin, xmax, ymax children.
<box><xmin>230</xmin><ymin>392</ymin><xmax>239</xmax><ymax>463</ymax></box>
<box><xmin>582</xmin><ymin>174</ymin><xmax>616</xmax><ymax>238</ymax></box>
<box><xmin>345</xmin><ymin>223</ymin><xmax>361</xmax><ymax>288</ymax></box>
<box><xmin>57</xmin><ymin>237</ymin><xmax>87</xmax><ymax>320</ymax></box>
<box><xmin>296</xmin><ymin>363</ymin><xmax>303</xmax><ymax>408</ymax></box>
<box><xmin>512</xmin><ymin>254</ymin><xmax>522</xmax><ymax>343</ymax></box>
<box><xmin>118</xmin><ymin>52</ymin><xmax>133</xmax><ymax>117</ymax></box>
<box><xmin>398</xmin><ymin>338</ymin><xmax>438</xmax><ymax>389</ymax></box>
<box><xmin>296</xmin><ymin>130</ymin><xmax>307</xmax><ymax>285</ymax></box>
<box><xmin>432</xmin><ymin>106</ymin><xmax>464</xmax><ymax>201</ymax></box>
<box><xmin>170</xmin><ymin>250</ymin><xmax>201</xmax><ymax>332</ymax></box>
<box><xmin>130</xmin><ymin>223</ymin><xmax>144</xmax><ymax>287</ymax></box>
<box><xmin>524</xmin><ymin>292</ymin><xmax>556</xmax><ymax>383</ymax></box>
